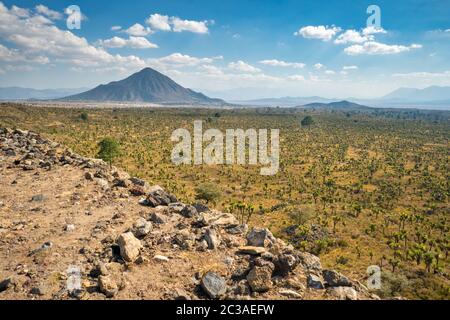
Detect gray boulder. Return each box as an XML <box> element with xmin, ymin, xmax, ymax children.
<box><xmin>201</xmin><ymin>272</ymin><xmax>227</xmax><ymax>299</ymax></box>
<box><xmin>307</xmin><ymin>273</ymin><xmax>325</xmax><ymax>289</ymax></box>
<box><xmin>246</xmin><ymin>227</ymin><xmax>276</xmax><ymax>247</ymax></box>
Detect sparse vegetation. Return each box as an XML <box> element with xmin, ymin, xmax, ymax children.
<box><xmin>0</xmin><ymin>102</ymin><xmax>448</xmax><ymax>299</ymax></box>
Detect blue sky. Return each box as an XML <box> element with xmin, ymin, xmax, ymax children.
<box><xmin>0</xmin><ymin>0</ymin><xmax>450</xmax><ymax>99</ymax></box>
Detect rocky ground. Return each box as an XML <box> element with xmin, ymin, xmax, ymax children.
<box><xmin>0</xmin><ymin>128</ymin><xmax>379</xmax><ymax>300</ymax></box>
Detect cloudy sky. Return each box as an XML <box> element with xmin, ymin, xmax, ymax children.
<box><xmin>1</xmin><ymin>0</ymin><xmax>450</xmax><ymax>99</ymax></box>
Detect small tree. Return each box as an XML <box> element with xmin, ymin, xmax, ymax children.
<box><xmin>301</xmin><ymin>116</ymin><xmax>314</xmax><ymax>127</ymax></box>
<box><xmin>97</xmin><ymin>137</ymin><xmax>120</xmax><ymax>168</ymax></box>
<box><xmin>80</xmin><ymin>112</ymin><xmax>89</xmax><ymax>121</ymax></box>
<box><xmin>195</xmin><ymin>183</ymin><xmax>222</xmax><ymax>205</ymax></box>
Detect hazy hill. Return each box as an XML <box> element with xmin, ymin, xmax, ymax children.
<box><xmin>302</xmin><ymin>100</ymin><xmax>372</xmax><ymax>110</ymax></box>
<box><xmin>0</xmin><ymin>87</ymin><xmax>88</xmax><ymax>100</ymax></box>
<box><xmin>63</xmin><ymin>68</ymin><xmax>224</xmax><ymax>105</ymax></box>
<box><xmin>382</xmin><ymin>86</ymin><xmax>450</xmax><ymax>101</ymax></box>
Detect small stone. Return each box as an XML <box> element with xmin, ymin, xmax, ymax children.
<box><xmin>132</xmin><ymin>218</ymin><xmax>152</xmax><ymax>238</ymax></box>
<box><xmin>65</xmin><ymin>224</ymin><xmax>75</xmax><ymax>232</ymax></box>
<box><xmin>193</xmin><ymin>203</ymin><xmax>210</xmax><ymax>213</ymax></box>
<box><xmin>173</xmin><ymin>288</ymin><xmax>191</xmax><ymax>300</ymax></box>
<box><xmin>84</xmin><ymin>172</ymin><xmax>94</xmax><ymax>180</ymax></box>
<box><xmin>226</xmin><ymin>224</ymin><xmax>248</xmax><ymax>235</ymax></box>
<box><xmin>237</xmin><ymin>246</ymin><xmax>266</xmax><ymax>255</ymax></box>
<box><xmin>90</xmin><ymin>262</ymin><xmax>108</xmax><ymax>277</ymax></box>
<box><xmin>98</xmin><ymin>275</ymin><xmax>118</xmax><ymax>298</ymax></box>
<box><xmin>154</xmin><ymin>255</ymin><xmax>169</xmax><ymax>262</ymax></box>
<box><xmin>232</xmin><ymin>280</ymin><xmax>251</xmax><ymax>296</ymax></box>
<box><xmin>322</xmin><ymin>270</ymin><xmax>352</xmax><ymax>287</ymax></box>
<box><xmin>307</xmin><ymin>273</ymin><xmax>325</xmax><ymax>289</ymax></box>
<box><xmin>130</xmin><ymin>177</ymin><xmax>146</xmax><ymax>186</ymax></box>
<box><xmin>201</xmin><ymin>272</ymin><xmax>227</xmax><ymax>299</ymax></box>
<box><xmin>0</xmin><ymin>277</ymin><xmax>14</xmax><ymax>292</ymax></box>
<box><xmin>31</xmin><ymin>194</ymin><xmax>45</xmax><ymax>202</ymax></box>
<box><xmin>149</xmin><ymin>212</ymin><xmax>167</xmax><ymax>224</ymax></box>
<box><xmin>95</xmin><ymin>178</ymin><xmax>109</xmax><ymax>190</ymax></box>
<box><xmin>180</xmin><ymin>205</ymin><xmax>197</xmax><ymax>218</ymax></box>
<box><xmin>117</xmin><ymin>232</ymin><xmax>142</xmax><ymax>262</ymax></box>
<box><xmin>30</xmin><ymin>285</ymin><xmax>46</xmax><ymax>296</ymax></box>
<box><xmin>247</xmin><ymin>266</ymin><xmax>273</xmax><ymax>293</ymax></box>
<box><xmin>279</xmin><ymin>289</ymin><xmax>302</xmax><ymax>299</ymax></box>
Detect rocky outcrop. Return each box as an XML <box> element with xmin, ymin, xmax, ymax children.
<box><xmin>0</xmin><ymin>127</ymin><xmax>378</xmax><ymax>300</ymax></box>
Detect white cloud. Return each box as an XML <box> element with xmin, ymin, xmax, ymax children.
<box><xmin>198</xmin><ymin>64</ymin><xmax>224</xmax><ymax>75</ymax></box>
<box><xmin>259</xmin><ymin>59</ymin><xmax>305</xmax><ymax>68</ymax></box>
<box><xmin>171</xmin><ymin>17</ymin><xmax>209</xmax><ymax>34</ymax></box>
<box><xmin>146</xmin><ymin>13</ymin><xmax>171</xmax><ymax>31</ymax></box>
<box><xmin>124</xmin><ymin>23</ymin><xmax>153</xmax><ymax>36</ymax></box>
<box><xmin>340</xmin><ymin>71</ymin><xmax>348</xmax><ymax>75</ymax></box>
<box><xmin>288</xmin><ymin>75</ymin><xmax>305</xmax><ymax>81</ymax></box>
<box><xmin>343</xmin><ymin>65</ymin><xmax>358</xmax><ymax>70</ymax></box>
<box><xmin>294</xmin><ymin>25</ymin><xmax>341</xmax><ymax>41</ymax></box>
<box><xmin>362</xmin><ymin>26</ymin><xmax>387</xmax><ymax>35</ymax></box>
<box><xmin>35</xmin><ymin>4</ymin><xmax>62</xmax><ymax>20</ymax></box>
<box><xmin>111</xmin><ymin>25</ymin><xmax>122</xmax><ymax>31</ymax></box>
<box><xmin>325</xmin><ymin>70</ymin><xmax>335</xmax><ymax>75</ymax></box>
<box><xmin>228</xmin><ymin>60</ymin><xmax>261</xmax><ymax>73</ymax></box>
<box><xmin>334</xmin><ymin>29</ymin><xmax>373</xmax><ymax>44</ymax></box>
<box><xmin>314</xmin><ymin>63</ymin><xmax>324</xmax><ymax>70</ymax></box>
<box><xmin>0</xmin><ymin>3</ymin><xmax>146</xmax><ymax>71</ymax></box>
<box><xmin>0</xmin><ymin>43</ymin><xmax>49</xmax><ymax>64</ymax></box>
<box><xmin>152</xmin><ymin>53</ymin><xmax>219</xmax><ymax>67</ymax></box>
<box><xmin>100</xmin><ymin>36</ymin><xmax>158</xmax><ymax>49</ymax></box>
<box><xmin>391</xmin><ymin>71</ymin><xmax>450</xmax><ymax>79</ymax></box>
<box><xmin>11</xmin><ymin>5</ymin><xmax>29</xmax><ymax>18</ymax></box>
<box><xmin>345</xmin><ymin>42</ymin><xmax>422</xmax><ymax>55</ymax></box>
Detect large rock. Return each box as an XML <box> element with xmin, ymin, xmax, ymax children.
<box><xmin>298</xmin><ymin>252</ymin><xmax>322</xmax><ymax>271</ymax></box>
<box><xmin>200</xmin><ymin>211</ymin><xmax>239</xmax><ymax>227</ymax></box>
<box><xmin>307</xmin><ymin>273</ymin><xmax>325</xmax><ymax>289</ymax></box>
<box><xmin>274</xmin><ymin>254</ymin><xmax>298</xmax><ymax>277</ymax></box>
<box><xmin>328</xmin><ymin>286</ymin><xmax>358</xmax><ymax>300</ymax></box>
<box><xmin>132</xmin><ymin>218</ymin><xmax>152</xmax><ymax>238</ymax></box>
<box><xmin>322</xmin><ymin>270</ymin><xmax>352</xmax><ymax>287</ymax></box>
<box><xmin>237</xmin><ymin>246</ymin><xmax>267</xmax><ymax>255</ymax></box>
<box><xmin>144</xmin><ymin>186</ymin><xmax>177</xmax><ymax>207</ymax></box>
<box><xmin>246</xmin><ymin>228</ymin><xmax>276</xmax><ymax>247</ymax></box>
<box><xmin>246</xmin><ymin>266</ymin><xmax>273</xmax><ymax>292</ymax></box>
<box><xmin>117</xmin><ymin>232</ymin><xmax>142</xmax><ymax>262</ymax></box>
<box><xmin>200</xmin><ymin>272</ymin><xmax>227</xmax><ymax>299</ymax></box>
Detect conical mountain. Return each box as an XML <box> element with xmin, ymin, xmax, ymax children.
<box><xmin>64</xmin><ymin>67</ymin><xmax>224</xmax><ymax>105</ymax></box>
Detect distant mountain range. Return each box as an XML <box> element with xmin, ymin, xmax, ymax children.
<box><xmin>302</xmin><ymin>100</ymin><xmax>372</xmax><ymax>110</ymax></box>
<box><xmin>1</xmin><ymin>72</ymin><xmax>449</xmax><ymax>110</ymax></box>
<box><xmin>381</xmin><ymin>86</ymin><xmax>450</xmax><ymax>101</ymax></box>
<box><xmin>63</xmin><ymin>68</ymin><xmax>224</xmax><ymax>105</ymax></box>
<box><xmin>233</xmin><ymin>86</ymin><xmax>450</xmax><ymax>110</ymax></box>
<box><xmin>0</xmin><ymin>87</ymin><xmax>88</xmax><ymax>100</ymax></box>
